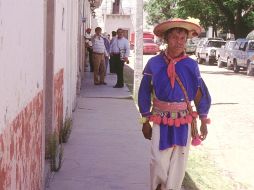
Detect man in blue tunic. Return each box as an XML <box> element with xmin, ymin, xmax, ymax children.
<box><xmin>138</xmin><ymin>18</ymin><xmax>211</xmax><ymax>190</ymax></box>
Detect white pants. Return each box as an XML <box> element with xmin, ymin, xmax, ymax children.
<box><xmin>150</xmin><ymin>124</ymin><xmax>191</xmax><ymax>190</ymax></box>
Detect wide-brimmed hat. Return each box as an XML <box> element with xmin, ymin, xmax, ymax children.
<box><xmin>153</xmin><ymin>18</ymin><xmax>201</xmax><ymax>38</ymax></box>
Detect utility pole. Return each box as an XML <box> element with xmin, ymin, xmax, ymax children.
<box><xmin>133</xmin><ymin>0</ymin><xmax>143</xmax><ymax>101</ymax></box>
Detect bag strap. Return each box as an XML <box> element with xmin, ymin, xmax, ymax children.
<box><xmin>163</xmin><ymin>53</ymin><xmax>199</xmax><ymax>138</ymax></box>
<box><xmin>175</xmin><ymin>74</ymin><xmax>193</xmax><ymax>113</ymax></box>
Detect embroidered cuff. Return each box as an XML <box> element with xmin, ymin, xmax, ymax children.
<box><xmin>139</xmin><ymin>117</ymin><xmax>149</xmax><ymax>124</ymax></box>
<box><xmin>199</xmin><ymin>114</ymin><xmax>207</xmax><ymax>119</ymax></box>
<box><xmin>141</xmin><ymin>111</ymin><xmax>152</xmax><ymax>117</ymax></box>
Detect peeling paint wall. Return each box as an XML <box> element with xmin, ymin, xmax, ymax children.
<box><xmin>0</xmin><ymin>92</ymin><xmax>43</xmax><ymax>190</ymax></box>
<box><xmin>54</xmin><ymin>69</ymin><xmax>64</xmax><ymax>134</ymax></box>
<box><xmin>54</xmin><ymin>0</ymin><xmax>67</xmax><ymax>132</ymax></box>
<box><xmin>54</xmin><ymin>0</ymin><xmax>79</xmax><ymax>123</ymax></box>
<box><xmin>0</xmin><ymin>0</ymin><xmax>86</xmax><ymax>189</ymax></box>
<box><xmin>0</xmin><ymin>1</ymin><xmax>44</xmax><ymax>190</ymax></box>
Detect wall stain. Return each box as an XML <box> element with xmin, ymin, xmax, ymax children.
<box><xmin>0</xmin><ymin>91</ymin><xmax>43</xmax><ymax>190</ymax></box>
<box><xmin>0</xmin><ymin>68</ymin><xmax>64</xmax><ymax>190</ymax></box>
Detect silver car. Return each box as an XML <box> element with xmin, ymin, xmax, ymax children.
<box><xmin>230</xmin><ymin>38</ymin><xmax>254</xmax><ymax>75</ymax></box>
<box><xmin>196</xmin><ymin>38</ymin><xmax>226</xmax><ymax>65</ymax></box>
<box><xmin>217</xmin><ymin>40</ymin><xmax>236</xmax><ymax>68</ymax></box>
<box><xmin>185</xmin><ymin>38</ymin><xmax>198</xmax><ymax>54</ymax></box>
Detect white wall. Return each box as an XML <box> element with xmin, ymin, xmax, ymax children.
<box><xmin>104</xmin><ymin>14</ymin><xmax>134</xmax><ymax>39</ymax></box>
<box><xmin>54</xmin><ymin>0</ymin><xmax>68</xmax><ymax>73</ymax></box>
<box><xmin>64</xmin><ymin>0</ymin><xmax>80</xmax><ymax>117</ymax></box>
<box><xmin>0</xmin><ymin>0</ymin><xmax>44</xmax><ymax>132</ymax></box>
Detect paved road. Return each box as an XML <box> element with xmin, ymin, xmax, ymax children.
<box><xmin>199</xmin><ymin>64</ymin><xmax>254</xmax><ymax>189</ymax></box>
<box><xmin>129</xmin><ymin>53</ymin><xmax>254</xmax><ymax>189</ymax></box>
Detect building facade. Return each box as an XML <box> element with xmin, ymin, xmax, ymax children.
<box><xmin>0</xmin><ymin>0</ymin><xmax>101</xmax><ymax>189</ymax></box>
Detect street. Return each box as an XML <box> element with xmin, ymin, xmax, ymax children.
<box><xmin>128</xmin><ymin>53</ymin><xmax>254</xmax><ymax>189</ymax></box>
<box><xmin>198</xmin><ymin>62</ymin><xmax>254</xmax><ymax>189</ymax></box>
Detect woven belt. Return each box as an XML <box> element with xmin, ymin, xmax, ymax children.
<box><xmin>153</xmin><ymin>98</ymin><xmax>187</xmax><ymax>112</ymax></box>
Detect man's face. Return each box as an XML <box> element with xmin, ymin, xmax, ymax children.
<box><xmin>95</xmin><ymin>29</ymin><xmax>101</xmax><ymax>35</ymax></box>
<box><xmin>167</xmin><ymin>29</ymin><xmax>187</xmax><ymax>56</ymax></box>
<box><xmin>117</xmin><ymin>29</ymin><xmax>124</xmax><ymax>38</ymax></box>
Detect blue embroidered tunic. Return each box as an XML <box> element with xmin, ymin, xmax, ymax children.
<box><xmin>138</xmin><ymin>53</ymin><xmax>211</xmax><ymax>150</ymax></box>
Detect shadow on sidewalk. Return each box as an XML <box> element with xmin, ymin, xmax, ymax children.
<box><xmin>183</xmin><ymin>173</ymin><xmax>200</xmax><ymax>190</ymax></box>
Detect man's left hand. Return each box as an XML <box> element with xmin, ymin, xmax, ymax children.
<box><xmin>199</xmin><ymin>123</ymin><xmax>208</xmax><ymax>141</ymax></box>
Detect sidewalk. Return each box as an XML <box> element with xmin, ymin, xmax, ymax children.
<box><xmin>47</xmin><ymin>71</ymin><xmax>151</xmax><ymax>190</ymax></box>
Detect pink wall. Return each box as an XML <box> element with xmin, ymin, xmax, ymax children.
<box><xmin>54</xmin><ymin>69</ymin><xmax>64</xmax><ymax>134</ymax></box>
<box><xmin>0</xmin><ymin>92</ymin><xmax>43</xmax><ymax>190</ymax></box>
<box><xmin>0</xmin><ymin>68</ymin><xmax>64</xmax><ymax>190</ymax></box>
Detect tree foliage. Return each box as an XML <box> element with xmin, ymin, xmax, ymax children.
<box><xmin>144</xmin><ymin>0</ymin><xmax>254</xmax><ymax>38</ymax></box>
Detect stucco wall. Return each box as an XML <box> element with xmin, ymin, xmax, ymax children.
<box><xmin>0</xmin><ymin>1</ymin><xmax>44</xmax><ymax>189</ymax></box>
<box><xmin>0</xmin><ymin>0</ymin><xmax>87</xmax><ymax>189</ymax></box>
<box><xmin>54</xmin><ymin>0</ymin><xmax>79</xmax><ymax>125</ymax></box>
<box><xmin>104</xmin><ymin>14</ymin><xmax>134</xmax><ymax>39</ymax></box>
<box><xmin>54</xmin><ymin>0</ymin><xmax>67</xmax><ymax>132</ymax></box>
<box><xmin>0</xmin><ymin>0</ymin><xmax>44</xmax><ymax>130</ymax></box>
<box><xmin>65</xmin><ymin>0</ymin><xmax>79</xmax><ymax>117</ymax></box>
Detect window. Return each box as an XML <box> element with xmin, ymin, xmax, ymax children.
<box><xmin>207</xmin><ymin>41</ymin><xmax>226</xmax><ymax>48</ymax></box>
<box><xmin>248</xmin><ymin>42</ymin><xmax>254</xmax><ymax>50</ymax></box>
<box><xmin>239</xmin><ymin>42</ymin><xmax>247</xmax><ymax>51</ymax></box>
<box><xmin>228</xmin><ymin>41</ymin><xmax>236</xmax><ymax>49</ymax></box>
<box><xmin>234</xmin><ymin>41</ymin><xmax>240</xmax><ymax>50</ymax></box>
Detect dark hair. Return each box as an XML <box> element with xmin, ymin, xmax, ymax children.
<box><xmin>95</xmin><ymin>27</ymin><xmax>102</xmax><ymax>32</ymax></box>
<box><xmin>112</xmin><ymin>31</ymin><xmax>117</xmax><ymax>36</ymax></box>
<box><xmin>164</xmin><ymin>27</ymin><xmax>189</xmax><ymax>41</ymax></box>
<box><xmin>117</xmin><ymin>28</ymin><xmax>123</xmax><ymax>33</ymax></box>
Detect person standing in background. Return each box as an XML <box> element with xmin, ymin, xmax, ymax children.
<box><xmin>103</xmin><ymin>33</ymin><xmax>110</xmax><ymax>75</ymax></box>
<box><xmin>109</xmin><ymin>28</ymin><xmax>130</xmax><ymax>88</ymax></box>
<box><xmin>109</xmin><ymin>31</ymin><xmax>117</xmax><ymax>74</ymax></box>
<box><xmin>91</xmin><ymin>27</ymin><xmax>108</xmax><ymax>85</ymax></box>
<box><xmin>85</xmin><ymin>28</ymin><xmax>94</xmax><ymax>72</ymax></box>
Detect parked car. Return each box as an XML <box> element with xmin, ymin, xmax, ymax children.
<box><xmin>195</xmin><ymin>38</ymin><xmax>206</xmax><ymax>58</ymax></box>
<box><xmin>159</xmin><ymin>42</ymin><xmax>167</xmax><ymax>51</ymax></box>
<box><xmin>229</xmin><ymin>38</ymin><xmax>254</xmax><ymax>75</ymax></box>
<box><xmin>185</xmin><ymin>38</ymin><xmax>198</xmax><ymax>54</ymax></box>
<box><xmin>195</xmin><ymin>38</ymin><xmax>226</xmax><ymax>65</ymax></box>
<box><xmin>217</xmin><ymin>40</ymin><xmax>236</xmax><ymax>68</ymax></box>
<box><xmin>143</xmin><ymin>38</ymin><xmax>160</xmax><ymax>55</ymax></box>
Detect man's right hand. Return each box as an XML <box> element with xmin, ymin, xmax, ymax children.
<box><xmin>142</xmin><ymin>122</ymin><xmax>152</xmax><ymax>140</ymax></box>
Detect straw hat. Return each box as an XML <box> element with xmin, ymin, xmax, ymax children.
<box><xmin>153</xmin><ymin>18</ymin><xmax>201</xmax><ymax>38</ymax></box>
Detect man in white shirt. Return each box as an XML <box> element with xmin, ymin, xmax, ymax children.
<box><xmin>109</xmin><ymin>28</ymin><xmax>130</xmax><ymax>88</ymax></box>
<box><xmin>91</xmin><ymin>27</ymin><xmax>108</xmax><ymax>85</ymax></box>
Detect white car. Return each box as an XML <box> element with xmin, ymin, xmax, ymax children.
<box><xmin>196</xmin><ymin>38</ymin><xmax>226</xmax><ymax>65</ymax></box>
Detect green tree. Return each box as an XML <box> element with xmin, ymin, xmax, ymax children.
<box><xmin>144</xmin><ymin>0</ymin><xmax>178</xmax><ymax>25</ymax></box>
<box><xmin>144</xmin><ymin>0</ymin><xmax>254</xmax><ymax>38</ymax></box>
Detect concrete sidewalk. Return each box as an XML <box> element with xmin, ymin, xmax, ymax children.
<box><xmin>47</xmin><ymin>71</ymin><xmax>151</xmax><ymax>190</ymax></box>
